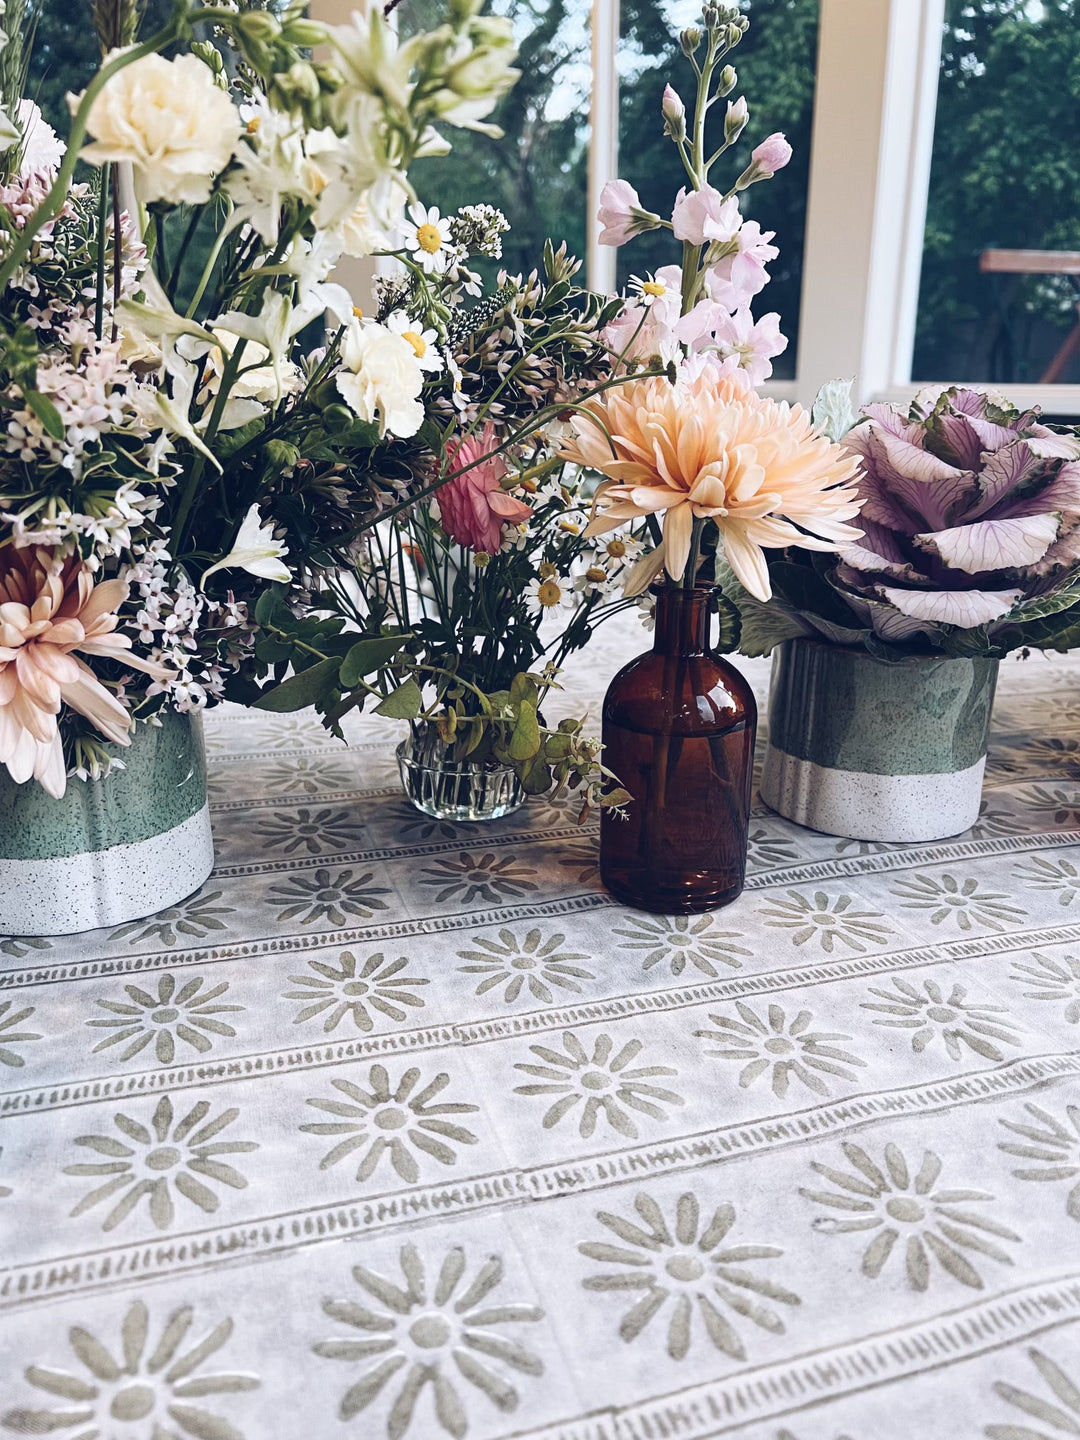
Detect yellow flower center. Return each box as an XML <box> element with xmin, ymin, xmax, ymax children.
<box><xmin>473</xmin><ymin>551</ymin><xmax>491</xmax><ymax>567</ymax></box>
<box><xmin>402</xmin><ymin>330</ymin><xmax>427</xmax><ymax>359</ymax></box>
<box><xmin>558</xmin><ymin>519</ymin><xmax>581</xmax><ymax>535</ymax></box>
<box><xmin>642</xmin><ymin>280</ymin><xmax>666</xmax><ymax>297</ymax></box>
<box><xmin>246</xmin><ymin>116</ymin><xmax>261</xmax><ymax>135</ymax></box>
<box><xmin>605</xmin><ymin>539</ymin><xmax>627</xmax><ymax>559</ymax></box>
<box><xmin>416</xmin><ymin>223</ymin><xmax>443</xmax><ymax>255</ymax></box>
<box><xmin>352</xmin><ymin>306</ymin><xmax>364</xmax><ymax>319</ymax></box>
<box><xmin>586</xmin><ymin>566</ymin><xmax>607</xmax><ymax>583</ymax></box>
<box><xmin>537</xmin><ymin>579</ymin><xmax>563</xmax><ymax>607</ymax></box>
<box><xmin>538</xmin><ymin>561</ymin><xmax>558</xmax><ymax>579</ymax></box>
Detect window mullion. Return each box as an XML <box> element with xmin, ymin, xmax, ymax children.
<box><xmin>588</xmin><ymin>0</ymin><xmax>620</xmax><ymax>295</ymax></box>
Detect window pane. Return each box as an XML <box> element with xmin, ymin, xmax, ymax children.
<box><xmin>915</xmin><ymin>0</ymin><xmax>1080</xmax><ymax>385</ymax></box>
<box><xmin>405</xmin><ymin>0</ymin><xmax>592</xmax><ymax>278</ymax></box>
<box><xmin>615</xmin><ymin>0</ymin><xmax>819</xmax><ymax>380</ymax></box>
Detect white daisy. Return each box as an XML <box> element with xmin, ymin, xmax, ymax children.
<box><xmin>385</xmin><ymin>311</ymin><xmax>443</xmax><ymax>373</ymax></box>
<box><xmin>526</xmin><ymin>569</ymin><xmax>571</xmax><ymax>613</ymax></box>
<box><xmin>629</xmin><ymin>272</ymin><xmax>674</xmax><ymax>307</ymax></box>
<box><xmin>403</xmin><ymin>202</ymin><xmax>452</xmax><ymax>274</ymax></box>
<box><xmin>573</xmin><ymin>561</ymin><xmax>616</xmax><ymax>598</ymax></box>
<box><xmin>598</xmin><ymin>530</ymin><xmax>644</xmax><ymax>571</ymax></box>
<box><xmin>499</xmin><ymin>521</ymin><xmax>531</xmax><ymax>553</ymax></box>
<box><xmin>637</xmin><ymin>594</ymin><xmax>657</xmax><ymax>631</ymax></box>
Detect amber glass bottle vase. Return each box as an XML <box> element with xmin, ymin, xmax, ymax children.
<box><xmin>600</xmin><ymin>583</ymin><xmax>756</xmax><ymax>913</ymax></box>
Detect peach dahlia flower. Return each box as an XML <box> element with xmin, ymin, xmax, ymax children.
<box><xmin>0</xmin><ymin>547</ymin><xmax>166</xmax><ymax>797</ymax></box>
<box><xmin>558</xmin><ymin>366</ymin><xmax>864</xmax><ymax>600</ymax></box>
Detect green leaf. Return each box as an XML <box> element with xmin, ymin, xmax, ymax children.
<box><xmin>373</xmin><ymin>678</ymin><xmax>424</xmax><ymax>719</ymax></box>
<box><xmin>713</xmin><ymin>592</ymin><xmax>742</xmax><ymax>653</ymax></box>
<box><xmin>508</xmin><ymin>699</ymin><xmax>541</xmax><ymax>761</ymax></box>
<box><xmin>510</xmin><ymin>672</ymin><xmax>539</xmax><ymax>708</ymax></box>
<box><xmin>339</xmin><ymin>634</ymin><xmax>410</xmax><ymax>689</ymax></box>
<box><xmin>23</xmin><ymin>390</ymin><xmax>64</xmax><ymax>441</ymax></box>
<box><xmin>253</xmin><ymin>657</ymin><xmax>340</xmax><ymax>712</ymax></box>
<box><xmin>520</xmin><ymin>753</ymin><xmax>552</xmax><ymax>794</ymax></box>
<box><xmin>254</xmin><ymin>586</ymin><xmax>290</xmax><ymax>627</ymax></box>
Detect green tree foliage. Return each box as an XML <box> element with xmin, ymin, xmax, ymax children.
<box><xmin>916</xmin><ymin>0</ymin><xmax>1080</xmax><ymax>382</ymax></box>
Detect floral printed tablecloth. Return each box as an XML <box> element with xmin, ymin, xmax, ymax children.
<box><xmin>2</xmin><ymin>618</ymin><xmax>1080</xmax><ymax>1440</ymax></box>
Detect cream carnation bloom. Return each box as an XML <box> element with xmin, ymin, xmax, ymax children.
<box><xmin>335</xmin><ymin>320</ymin><xmax>425</xmax><ymax>438</ymax></box>
<box><xmin>559</xmin><ymin>365</ymin><xmax>864</xmax><ymax>601</ymax></box>
<box><xmin>76</xmin><ymin>52</ymin><xmax>241</xmax><ymax>206</ymax></box>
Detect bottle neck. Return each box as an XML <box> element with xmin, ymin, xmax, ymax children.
<box><xmin>652</xmin><ymin>584</ymin><xmax>713</xmax><ymax>657</ymax></box>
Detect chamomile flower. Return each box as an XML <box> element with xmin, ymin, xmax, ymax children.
<box><xmin>629</xmin><ymin>273</ymin><xmax>674</xmax><ymax>306</ymax></box>
<box><xmin>499</xmin><ymin>521</ymin><xmax>531</xmax><ymax>552</ymax></box>
<box><xmin>527</xmin><ymin>565</ymin><xmax>570</xmax><ymax>613</ymax></box>
<box><xmin>598</xmin><ymin>531</ymin><xmax>644</xmax><ymax>571</ymax></box>
<box><xmin>573</xmin><ymin>561</ymin><xmax>615</xmax><ymax>598</ymax></box>
<box><xmin>403</xmin><ymin>202</ymin><xmax>452</xmax><ymax>274</ymax></box>
<box><xmin>385</xmin><ymin>311</ymin><xmax>443</xmax><ymax>373</ymax></box>
<box><xmin>637</xmin><ymin>594</ymin><xmax>657</xmax><ymax>631</ymax></box>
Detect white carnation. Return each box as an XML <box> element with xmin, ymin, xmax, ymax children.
<box><xmin>76</xmin><ymin>52</ymin><xmax>241</xmax><ymax>206</ymax></box>
<box><xmin>335</xmin><ymin>321</ymin><xmax>425</xmax><ymax>439</ymax></box>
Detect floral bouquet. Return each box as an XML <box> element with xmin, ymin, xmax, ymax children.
<box><xmin>0</xmin><ymin>0</ymin><xmax>522</xmax><ymax>797</ymax></box>
<box><xmin>556</xmin><ymin>3</ymin><xmax>863</xmax><ymax>608</ymax></box>
<box><xmin>725</xmin><ymin>384</ymin><xmax>1080</xmax><ymax>659</ymax></box>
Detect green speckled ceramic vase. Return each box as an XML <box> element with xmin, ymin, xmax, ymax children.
<box><xmin>0</xmin><ymin>711</ymin><xmax>214</xmax><ymax>936</ymax></box>
<box><xmin>760</xmin><ymin>638</ymin><xmax>998</xmax><ymax>842</ymax></box>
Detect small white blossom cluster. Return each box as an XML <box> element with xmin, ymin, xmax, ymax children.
<box><xmin>125</xmin><ymin>540</ymin><xmax>252</xmax><ymax>712</ymax></box>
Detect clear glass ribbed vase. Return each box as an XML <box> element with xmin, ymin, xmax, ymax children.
<box><xmin>396</xmin><ymin>723</ymin><xmax>526</xmax><ymax>822</ymax></box>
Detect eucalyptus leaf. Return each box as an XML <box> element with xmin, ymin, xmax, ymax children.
<box><xmin>340</xmin><ymin>634</ymin><xmax>410</xmax><ymax>689</ymax></box>
<box><xmin>811</xmin><ymin>378</ymin><xmax>857</xmax><ymax>442</ymax></box>
<box><xmin>253</xmin><ymin>657</ymin><xmax>340</xmax><ymax>712</ymax></box>
<box><xmin>508</xmin><ymin>699</ymin><xmax>541</xmax><ymax>761</ymax></box>
<box><xmin>373</xmin><ymin>678</ymin><xmax>423</xmax><ymax>719</ymax></box>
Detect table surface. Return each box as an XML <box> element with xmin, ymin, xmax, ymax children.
<box><xmin>2</xmin><ymin>617</ymin><xmax>1080</xmax><ymax>1440</ymax></box>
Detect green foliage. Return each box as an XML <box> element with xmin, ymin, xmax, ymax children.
<box><xmin>915</xmin><ymin>0</ymin><xmax>1080</xmax><ymax>383</ymax></box>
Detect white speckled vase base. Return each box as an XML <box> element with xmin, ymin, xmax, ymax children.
<box><xmin>0</xmin><ymin>804</ymin><xmax>214</xmax><ymax>937</ymax></box>
<box><xmin>760</xmin><ymin>744</ymin><xmax>986</xmax><ymax>843</ymax></box>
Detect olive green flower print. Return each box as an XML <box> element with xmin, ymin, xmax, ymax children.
<box><xmin>998</xmin><ymin>1102</ymin><xmax>1080</xmax><ymax>1222</ymax></box>
<box><xmin>985</xmin><ymin>1346</ymin><xmax>1080</xmax><ymax>1439</ymax></box>
<box><xmin>513</xmin><ymin>1032</ymin><xmax>683</xmax><ymax>1139</ymax></box>
<box><xmin>1015</xmin><ymin>856</ymin><xmax>1080</xmax><ymax>907</ymax></box>
<box><xmin>745</xmin><ymin>827</ymin><xmax>801</xmax><ymax>868</ymax></box>
<box><xmin>0</xmin><ymin>999</ymin><xmax>42</xmax><ymax>1067</ymax></box>
<box><xmin>559</xmin><ymin>839</ymin><xmax>600</xmax><ymax>886</ymax></box>
<box><xmin>313</xmin><ymin>1243</ymin><xmax>543</xmax><ymax>1438</ymax></box>
<box><xmin>695</xmin><ymin>1002</ymin><xmax>866</xmax><ymax>1098</ymax></box>
<box><xmin>64</xmin><ymin>1095</ymin><xmax>258</xmax><ymax>1232</ymax></box>
<box><xmin>1010</xmin><ymin>952</ymin><xmax>1080</xmax><ymax>1024</ymax></box>
<box><xmin>457</xmin><ymin>928</ymin><xmax>594</xmax><ymax>1004</ymax></box>
<box><xmin>890</xmin><ymin>872</ymin><xmax>1025</xmax><ymax>932</ymax></box>
<box><xmin>284</xmin><ymin>952</ymin><xmax>428</xmax><ymax>1033</ymax></box>
<box><xmin>86</xmin><ymin>974</ymin><xmax>243</xmax><ymax>1065</ymax></box>
<box><xmin>613</xmin><ymin>914</ymin><xmax>750</xmax><ymax>977</ymax></box>
<box><xmin>802</xmin><ymin>1142</ymin><xmax>1021</xmax><ymax>1291</ymax></box>
<box><xmin>759</xmin><ymin>891</ymin><xmax>895</xmax><ymax>953</ymax></box>
<box><xmin>0</xmin><ymin>934</ymin><xmax>50</xmax><ymax>958</ymax></box>
<box><xmin>970</xmin><ymin>802</ymin><xmax>1029</xmax><ymax>839</ymax></box>
<box><xmin>270</xmin><ymin>867</ymin><xmax>391</xmax><ymax>927</ymax></box>
<box><xmin>860</xmin><ymin>977</ymin><xmax>1023</xmax><ymax>1062</ymax></box>
<box><xmin>384</xmin><ymin>800</ymin><xmax>459</xmax><ymax>841</ymax></box>
<box><xmin>419</xmin><ymin>852</ymin><xmax>538</xmax><ymax>905</ymax></box>
<box><xmin>1016</xmin><ymin>785</ymin><xmax>1080</xmax><ymax>827</ymax></box>
<box><xmin>579</xmin><ymin>1190</ymin><xmax>801</xmax><ymax>1361</ymax></box>
<box><xmin>1</xmin><ymin>1300</ymin><xmax>259</xmax><ymax>1439</ymax></box>
<box><xmin>253</xmin><ymin>806</ymin><xmax>366</xmax><ymax>855</ymax></box>
<box><xmin>301</xmin><ymin>1064</ymin><xmax>480</xmax><ymax>1184</ymax></box>
<box><xmin>110</xmin><ymin>890</ymin><xmax>234</xmax><ymax>948</ymax></box>
<box><xmin>261</xmin><ymin>756</ymin><xmax>356</xmax><ymax>794</ymax></box>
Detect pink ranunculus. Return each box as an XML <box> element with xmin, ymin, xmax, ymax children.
<box><xmin>597</xmin><ymin>179</ymin><xmax>660</xmax><ymax>247</ymax></box>
<box><xmin>671</xmin><ymin>184</ymin><xmax>741</xmax><ymax>247</ymax></box>
<box><xmin>438</xmin><ymin>423</ymin><xmax>532</xmax><ymax>554</ymax></box>
<box><xmin>751</xmin><ymin>132</ymin><xmax>793</xmax><ymax>177</ymax></box>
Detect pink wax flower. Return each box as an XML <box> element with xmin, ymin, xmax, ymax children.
<box><xmin>751</xmin><ymin>132</ymin><xmax>793</xmax><ymax>177</ymax></box>
<box><xmin>438</xmin><ymin>423</ymin><xmax>532</xmax><ymax>554</ymax></box>
<box><xmin>597</xmin><ymin>179</ymin><xmax>662</xmax><ymax>247</ymax></box>
<box><xmin>671</xmin><ymin>185</ymin><xmax>741</xmax><ymax>247</ymax></box>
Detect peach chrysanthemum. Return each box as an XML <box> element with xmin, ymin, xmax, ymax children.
<box><xmin>558</xmin><ymin>365</ymin><xmax>864</xmax><ymax>600</ymax></box>
<box><xmin>0</xmin><ymin>547</ymin><xmax>167</xmax><ymax>797</ymax></box>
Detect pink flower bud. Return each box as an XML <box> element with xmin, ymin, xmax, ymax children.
<box><xmin>662</xmin><ymin>85</ymin><xmax>685</xmax><ymax>126</ymax></box>
<box><xmin>751</xmin><ymin>132</ymin><xmax>793</xmax><ymax>176</ymax></box>
<box><xmin>724</xmin><ymin>96</ymin><xmax>748</xmax><ymax>141</ymax></box>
